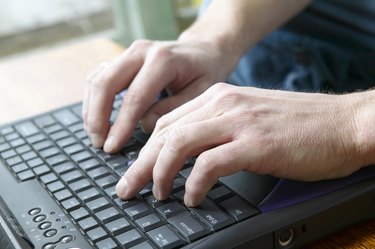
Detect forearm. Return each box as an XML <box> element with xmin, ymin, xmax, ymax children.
<box><xmin>179</xmin><ymin>0</ymin><xmax>312</xmax><ymax>69</ymax></box>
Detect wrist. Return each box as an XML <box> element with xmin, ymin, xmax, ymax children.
<box><xmin>346</xmin><ymin>90</ymin><xmax>375</xmax><ymax>168</ymax></box>
<box><xmin>178</xmin><ymin>27</ymin><xmax>243</xmax><ymax>74</ymax></box>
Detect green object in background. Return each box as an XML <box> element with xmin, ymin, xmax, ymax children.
<box><xmin>112</xmin><ymin>0</ymin><xmax>180</xmax><ymax>46</ymax></box>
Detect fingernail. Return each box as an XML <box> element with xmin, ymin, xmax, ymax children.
<box><xmin>91</xmin><ymin>134</ymin><xmax>104</xmax><ymax>148</ymax></box>
<box><xmin>184</xmin><ymin>194</ymin><xmax>194</xmax><ymax>207</ymax></box>
<box><xmin>104</xmin><ymin>135</ymin><xmax>115</xmax><ymax>153</ymax></box>
<box><xmin>116</xmin><ymin>177</ymin><xmax>128</xmax><ymax>199</ymax></box>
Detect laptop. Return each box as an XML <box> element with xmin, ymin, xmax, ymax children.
<box><xmin>0</xmin><ymin>94</ymin><xmax>374</xmax><ymax>249</ymax></box>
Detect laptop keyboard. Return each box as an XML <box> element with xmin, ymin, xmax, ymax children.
<box><xmin>0</xmin><ymin>96</ymin><xmax>260</xmax><ymax>249</ymax></box>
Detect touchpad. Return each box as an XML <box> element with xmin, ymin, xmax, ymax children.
<box><xmin>219</xmin><ymin>171</ymin><xmax>279</xmax><ymax>206</ymax></box>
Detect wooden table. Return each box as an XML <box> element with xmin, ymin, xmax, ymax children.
<box><xmin>0</xmin><ymin>38</ymin><xmax>374</xmax><ymax>248</ymax></box>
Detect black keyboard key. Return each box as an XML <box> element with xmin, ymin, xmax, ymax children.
<box><xmin>139</xmin><ymin>182</ymin><xmax>153</xmax><ymax>197</ymax></box>
<box><xmin>17</xmin><ymin>169</ymin><xmax>35</xmax><ymax>181</ymax></box>
<box><xmin>135</xmin><ymin>213</ymin><xmax>165</xmax><ymax>232</ymax></box>
<box><xmin>40</xmin><ymin>172</ymin><xmax>58</xmax><ymax>184</ymax></box>
<box><xmin>26</xmin><ymin>157</ymin><xmax>43</xmax><ymax>168</ymax></box>
<box><xmin>219</xmin><ymin>196</ymin><xmax>259</xmax><ymax>221</ymax></box>
<box><xmin>20</xmin><ymin>151</ymin><xmax>37</xmax><ymax>161</ymax></box>
<box><xmin>5</xmin><ymin>132</ymin><xmax>19</xmax><ymax>141</ymax></box>
<box><xmin>53</xmin><ymin>161</ymin><xmax>75</xmax><ymax>174</ymax></box>
<box><xmin>15</xmin><ymin>121</ymin><xmax>39</xmax><ymax>137</ymax></box>
<box><xmin>35</xmin><ymin>115</ymin><xmax>55</xmax><ymax>128</ymax></box>
<box><xmin>96</xmin><ymin>238</ymin><xmax>117</xmax><ymax>249</ymax></box>
<box><xmin>56</xmin><ymin>137</ymin><xmax>77</xmax><ymax>148</ymax></box>
<box><xmin>169</xmin><ymin>213</ymin><xmax>209</xmax><ymax>242</ymax></box>
<box><xmin>130</xmin><ymin>241</ymin><xmax>156</xmax><ymax>249</ymax></box>
<box><xmin>39</xmin><ymin>147</ymin><xmax>60</xmax><ymax>158</ymax></box>
<box><xmin>0</xmin><ymin>142</ymin><xmax>11</xmax><ymax>153</ymax></box>
<box><xmin>114</xmin><ymin>198</ymin><xmax>139</xmax><ymax>209</ymax></box>
<box><xmin>15</xmin><ymin>144</ymin><xmax>31</xmax><ymax>154</ymax></box>
<box><xmin>61</xmin><ymin>197</ymin><xmax>81</xmax><ymax>212</ymax></box>
<box><xmin>46</xmin><ymin>153</ymin><xmax>68</xmax><ymax>166</ymax></box>
<box><xmin>50</xmin><ymin>130</ymin><xmax>70</xmax><ymax>141</ymax></box>
<box><xmin>64</xmin><ymin>143</ymin><xmax>84</xmax><ymax>155</ymax></box>
<box><xmin>53</xmin><ymin>109</ymin><xmax>80</xmax><ymax>126</ymax></box>
<box><xmin>72</xmin><ymin>151</ymin><xmax>92</xmax><ymax>163</ymax></box>
<box><xmin>145</xmin><ymin>196</ymin><xmax>167</xmax><ymax>209</ymax></box>
<box><xmin>147</xmin><ymin>225</ymin><xmax>184</xmax><ymax>249</ymax></box>
<box><xmin>97</xmin><ymin>175</ymin><xmax>118</xmax><ymax>189</ymax></box>
<box><xmin>71</xmin><ymin>105</ymin><xmax>83</xmax><ymax>118</ymax></box>
<box><xmin>26</xmin><ymin>133</ymin><xmax>46</xmax><ymax>144</ymax></box>
<box><xmin>95</xmin><ymin>207</ymin><xmax>121</xmax><ymax>224</ymax></box>
<box><xmin>106</xmin><ymin>155</ymin><xmax>128</xmax><ymax>169</ymax></box>
<box><xmin>87</xmin><ymin>167</ymin><xmax>110</xmax><ymax>180</ymax></box>
<box><xmin>86</xmin><ymin>197</ymin><xmax>111</xmax><ymax>213</ymax></box>
<box><xmin>33</xmin><ymin>164</ymin><xmax>50</xmax><ymax>176</ymax></box>
<box><xmin>77</xmin><ymin>188</ymin><xmax>101</xmax><ymax>203</ymax></box>
<box><xmin>11</xmin><ymin>162</ymin><xmax>28</xmax><ymax>173</ymax></box>
<box><xmin>104</xmin><ymin>185</ymin><xmax>117</xmax><ymax>199</ymax></box>
<box><xmin>10</xmin><ymin>138</ymin><xmax>26</xmax><ymax>148</ymax></box>
<box><xmin>156</xmin><ymin>202</ymin><xmax>185</xmax><ymax>219</ymax></box>
<box><xmin>105</xmin><ymin>218</ymin><xmax>132</xmax><ymax>236</ymax></box>
<box><xmin>54</xmin><ymin>189</ymin><xmax>73</xmax><ymax>201</ymax></box>
<box><xmin>208</xmin><ymin>186</ymin><xmax>232</xmax><ymax>202</ymax></box>
<box><xmin>47</xmin><ymin>180</ymin><xmax>65</xmax><ymax>193</ymax></box>
<box><xmin>0</xmin><ymin>126</ymin><xmax>14</xmax><ymax>135</ymax></box>
<box><xmin>179</xmin><ymin>167</ymin><xmax>192</xmax><ymax>179</ymax></box>
<box><xmin>69</xmin><ymin>179</ymin><xmax>92</xmax><ymax>193</ymax></box>
<box><xmin>87</xmin><ymin>227</ymin><xmax>108</xmax><ymax>243</ymax></box>
<box><xmin>116</xmin><ymin>229</ymin><xmax>144</xmax><ymax>248</ymax></box>
<box><xmin>79</xmin><ymin>158</ymin><xmax>100</xmax><ymax>171</ymax></box>
<box><xmin>78</xmin><ymin>217</ymin><xmax>98</xmax><ymax>231</ymax></box>
<box><xmin>44</xmin><ymin>123</ymin><xmax>63</xmax><ymax>134</ymax></box>
<box><xmin>124</xmin><ymin>202</ymin><xmax>152</xmax><ymax>220</ymax></box>
<box><xmin>1</xmin><ymin>149</ymin><xmax>17</xmax><ymax>159</ymax></box>
<box><xmin>172</xmin><ymin>178</ymin><xmax>185</xmax><ymax>192</ymax></box>
<box><xmin>61</xmin><ymin>170</ymin><xmax>84</xmax><ymax>183</ymax></box>
<box><xmin>190</xmin><ymin>199</ymin><xmax>234</xmax><ymax>231</ymax></box>
<box><xmin>33</xmin><ymin>140</ymin><xmax>53</xmax><ymax>151</ymax></box>
<box><xmin>68</xmin><ymin>122</ymin><xmax>84</xmax><ymax>133</ymax></box>
<box><xmin>70</xmin><ymin>207</ymin><xmax>90</xmax><ymax>221</ymax></box>
<box><xmin>6</xmin><ymin>156</ymin><xmax>22</xmax><ymax>166</ymax></box>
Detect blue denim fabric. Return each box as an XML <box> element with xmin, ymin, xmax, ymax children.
<box><xmin>200</xmin><ymin>0</ymin><xmax>375</xmax><ymax>93</ymax></box>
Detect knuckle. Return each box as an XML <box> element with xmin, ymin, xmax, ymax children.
<box><xmin>165</xmin><ymin>128</ymin><xmax>188</xmax><ymax>152</ymax></box>
<box><xmin>123</xmin><ymin>91</ymin><xmax>143</xmax><ymax>106</ymax></box>
<box><xmin>129</xmin><ymin>39</ymin><xmax>152</xmax><ymax>51</ymax></box>
<box><xmin>154</xmin><ymin>115</ymin><xmax>171</xmax><ymax>131</ymax></box>
<box><xmin>195</xmin><ymin>152</ymin><xmax>218</xmax><ymax>179</ymax></box>
<box><xmin>147</xmin><ymin>45</ymin><xmax>173</xmax><ymax>63</ymax></box>
<box><xmin>208</xmin><ymin>82</ymin><xmax>230</xmax><ymax>94</ymax></box>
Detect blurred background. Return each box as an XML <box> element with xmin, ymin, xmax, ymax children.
<box><xmin>0</xmin><ymin>0</ymin><xmax>202</xmax><ymax>59</ymax></box>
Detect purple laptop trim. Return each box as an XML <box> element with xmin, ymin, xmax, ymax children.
<box><xmin>259</xmin><ymin>166</ymin><xmax>375</xmax><ymax>212</ymax></box>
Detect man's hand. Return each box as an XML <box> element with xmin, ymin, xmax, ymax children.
<box><xmin>82</xmin><ymin>40</ymin><xmax>231</xmax><ymax>153</ymax></box>
<box><xmin>116</xmin><ymin>83</ymin><xmax>365</xmax><ymax>207</ymax></box>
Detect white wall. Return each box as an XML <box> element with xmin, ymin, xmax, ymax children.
<box><xmin>0</xmin><ymin>0</ymin><xmax>111</xmax><ymax>37</ymax></box>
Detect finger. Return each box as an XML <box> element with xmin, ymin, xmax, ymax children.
<box><xmin>184</xmin><ymin>141</ymin><xmax>245</xmax><ymax>207</ymax></box>
<box><xmin>85</xmin><ymin>44</ymin><xmax>148</xmax><ymax>147</ymax></box>
<box><xmin>82</xmin><ymin>62</ymin><xmax>110</xmax><ymax>127</ymax></box>
<box><xmin>116</xmin><ymin>127</ymin><xmax>168</xmax><ymax>199</ymax></box>
<box><xmin>103</xmin><ymin>47</ymin><xmax>179</xmax><ymax>153</ymax></box>
<box><xmin>152</xmin><ymin>116</ymin><xmax>233</xmax><ymax>200</ymax></box>
<box><xmin>141</xmin><ymin>80</ymin><xmax>213</xmax><ymax>133</ymax></box>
